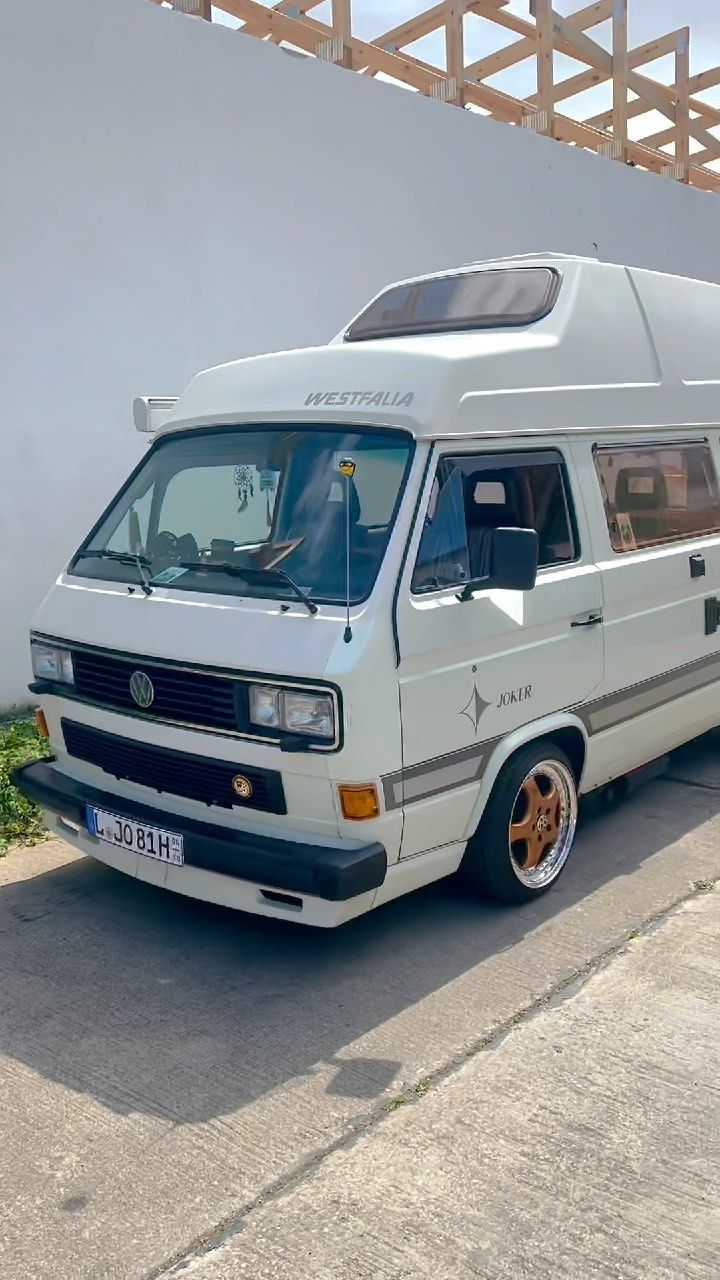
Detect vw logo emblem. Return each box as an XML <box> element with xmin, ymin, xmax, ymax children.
<box><xmin>129</xmin><ymin>670</ymin><xmax>155</xmax><ymax>709</ymax></box>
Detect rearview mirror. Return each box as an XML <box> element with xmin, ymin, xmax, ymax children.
<box><xmin>491</xmin><ymin>526</ymin><xmax>539</xmax><ymax>591</ymax></box>
<box><xmin>458</xmin><ymin>526</ymin><xmax>538</xmax><ymax>600</ymax></box>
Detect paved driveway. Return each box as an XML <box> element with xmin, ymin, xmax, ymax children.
<box><xmin>1</xmin><ymin>736</ymin><xmax>719</xmax><ymax>1278</ymax></box>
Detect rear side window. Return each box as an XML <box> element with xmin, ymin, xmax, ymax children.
<box><xmin>412</xmin><ymin>450</ymin><xmax>576</xmax><ymax>593</ymax></box>
<box><xmin>346</xmin><ymin>268</ymin><xmax>560</xmax><ymax>342</ymax></box>
<box><xmin>593</xmin><ymin>441</ymin><xmax>720</xmax><ymax>553</ymax></box>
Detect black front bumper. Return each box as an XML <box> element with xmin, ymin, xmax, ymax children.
<box><xmin>13</xmin><ymin>760</ymin><xmax>387</xmax><ymax>902</ymax></box>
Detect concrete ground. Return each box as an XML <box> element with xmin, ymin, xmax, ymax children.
<box><xmin>0</xmin><ymin>736</ymin><xmax>719</xmax><ymax>1279</ymax></box>
<box><xmin>174</xmin><ymin>885</ymin><xmax>720</xmax><ymax>1280</ymax></box>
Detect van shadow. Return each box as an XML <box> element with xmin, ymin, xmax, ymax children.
<box><xmin>1</xmin><ymin>735</ymin><xmax>718</xmax><ymax>1126</ymax></box>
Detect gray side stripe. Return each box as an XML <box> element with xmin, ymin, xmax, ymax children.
<box><xmin>382</xmin><ymin>738</ymin><xmax>500</xmax><ymax>811</ymax></box>
<box><xmin>385</xmin><ymin>652</ymin><xmax>720</xmax><ymax>811</ymax></box>
<box><xmin>579</xmin><ymin>650</ymin><xmax>720</xmax><ymax>735</ymax></box>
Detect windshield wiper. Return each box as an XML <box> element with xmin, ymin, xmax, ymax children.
<box><xmin>73</xmin><ymin>548</ymin><xmax>154</xmax><ymax>596</ymax></box>
<box><xmin>175</xmin><ymin>561</ymin><xmax>318</xmax><ymax>616</ymax></box>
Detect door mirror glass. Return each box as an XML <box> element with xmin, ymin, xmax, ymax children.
<box><xmin>490</xmin><ymin>526</ymin><xmax>539</xmax><ymax>590</ymax></box>
<box><xmin>458</xmin><ymin>526</ymin><xmax>538</xmax><ymax>599</ymax></box>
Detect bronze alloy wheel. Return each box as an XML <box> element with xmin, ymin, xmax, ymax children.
<box><xmin>508</xmin><ymin>759</ymin><xmax>577</xmax><ymax>889</ymax></box>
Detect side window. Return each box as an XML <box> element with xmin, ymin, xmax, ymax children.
<box><xmin>411</xmin><ymin>451</ymin><xmax>576</xmax><ymax>593</ymax></box>
<box><xmin>593</xmin><ymin>441</ymin><xmax>720</xmax><ymax>553</ymax></box>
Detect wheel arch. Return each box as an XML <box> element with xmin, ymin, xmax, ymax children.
<box><xmin>463</xmin><ymin>713</ymin><xmax>588</xmax><ymax>842</ymax></box>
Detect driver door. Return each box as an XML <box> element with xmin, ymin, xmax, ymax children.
<box><xmin>394</xmin><ymin>441</ymin><xmax>604</xmax><ymax>858</ymax></box>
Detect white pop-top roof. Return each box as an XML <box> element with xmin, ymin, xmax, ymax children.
<box><xmin>160</xmin><ymin>254</ymin><xmax>720</xmax><ymax>440</ymax></box>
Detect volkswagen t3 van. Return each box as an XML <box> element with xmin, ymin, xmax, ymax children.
<box><xmin>15</xmin><ymin>254</ymin><xmax>720</xmax><ymax>925</ymax></box>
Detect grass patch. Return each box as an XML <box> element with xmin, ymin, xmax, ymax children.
<box><xmin>385</xmin><ymin>1096</ymin><xmax>407</xmax><ymax>1113</ymax></box>
<box><xmin>0</xmin><ymin>716</ymin><xmax>51</xmax><ymax>853</ymax></box>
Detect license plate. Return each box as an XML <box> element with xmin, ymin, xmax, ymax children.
<box><xmin>86</xmin><ymin>806</ymin><xmax>184</xmax><ymax>866</ymax></box>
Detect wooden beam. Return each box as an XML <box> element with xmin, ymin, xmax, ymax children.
<box><xmin>689</xmin><ymin>66</ymin><xmax>720</xmax><ymax>95</ymax></box>
<box><xmin>468</xmin><ymin>0</ymin><xmax>632</xmax><ymax>86</ymax></box>
<box><xmin>546</xmin><ymin>27</ymin><xmax>687</xmax><ymax>107</ymax></box>
<box><xmin>692</xmin><ymin>145</ymin><xmax>720</xmax><ymax>167</ymax></box>
<box><xmin>586</xmin><ymin>50</ymin><xmax>720</xmax><ymax>131</ymax></box>
<box><xmin>640</xmin><ymin>124</ymin><xmax>678</xmax><ymax>150</ymax></box>
<box><xmin>445</xmin><ymin>2</ymin><xmax>466</xmax><ymax>107</ymax></box>
<box><xmin>273</xmin><ymin>2</ymin><xmax>325</xmax><ymax>13</ymax></box>
<box><xmin>626</xmin><ymin>28</ymin><xmax>688</xmax><ymax>67</ymax></box>
<box><xmin>552</xmin><ymin>112</ymin><xmax>719</xmax><ymax>188</ymax></box>
<box><xmin>690</xmin><ymin>165</ymin><xmax>720</xmax><ymax>192</ymax></box>
<box><xmin>377</xmin><ymin>1</ymin><xmax>506</xmax><ymax>53</ymax></box>
<box><xmin>587</xmin><ymin>98</ymin><xmax>720</xmax><ymax>163</ymax></box>
<box><xmin>231</xmin><ymin>0</ymin><xmax>527</xmax><ymax>119</ymax></box>
<box><xmin>378</xmin><ymin>3</ymin><xmax>449</xmax><ymax>51</ymax></box>
<box><xmin>530</xmin><ymin>0</ymin><xmax>554</xmax><ymax>136</ymax></box>
<box><xmin>225</xmin><ymin>0</ymin><xmax>443</xmax><ymax>89</ymax></box>
<box><xmin>550</xmin><ymin>8</ymin><xmax>718</xmax><ymax>157</ymax></box>
<box><xmin>641</xmin><ymin>118</ymin><xmax>720</xmax><ymax>159</ymax></box>
<box><xmin>237</xmin><ymin>0</ymin><xmax>323</xmax><ymax>37</ymax></box>
<box><xmin>331</xmin><ymin>0</ymin><xmax>352</xmax><ymax>68</ymax></box>
<box><xmin>251</xmin><ymin>1</ymin><xmax>526</xmax><ymax>118</ymax></box>
<box><xmin>675</xmin><ymin>29</ymin><xmax>690</xmax><ymax>181</ymax></box>
<box><xmin>612</xmin><ymin>0</ymin><xmax>628</xmax><ymax>160</ymax></box>
<box><xmin>589</xmin><ymin>91</ymin><xmax>720</xmax><ymax>131</ymax></box>
<box><xmin>467</xmin><ymin>1</ymin><xmax>539</xmax><ymax>44</ymax></box>
<box><xmin>468</xmin><ymin>0</ymin><xmax>613</xmax><ymax>85</ymax></box>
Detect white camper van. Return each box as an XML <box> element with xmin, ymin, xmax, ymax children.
<box><xmin>15</xmin><ymin>254</ymin><xmax>720</xmax><ymax>926</ymax></box>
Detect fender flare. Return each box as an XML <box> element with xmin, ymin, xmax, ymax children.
<box><xmin>462</xmin><ymin>711</ymin><xmax>589</xmax><ymax>842</ymax></box>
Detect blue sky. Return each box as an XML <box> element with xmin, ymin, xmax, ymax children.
<box><xmin>209</xmin><ymin>2</ymin><xmax>720</xmax><ymax>147</ymax></box>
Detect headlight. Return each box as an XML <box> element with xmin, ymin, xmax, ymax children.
<box><xmin>248</xmin><ymin>685</ymin><xmax>281</xmax><ymax>729</ymax></box>
<box><xmin>31</xmin><ymin>641</ymin><xmax>75</xmax><ymax>685</ymax></box>
<box><xmin>249</xmin><ymin>684</ymin><xmax>335</xmax><ymax>740</ymax></box>
<box><xmin>281</xmin><ymin>690</ymin><xmax>335</xmax><ymax>739</ymax></box>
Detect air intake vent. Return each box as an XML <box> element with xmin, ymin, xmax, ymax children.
<box><xmin>62</xmin><ymin>719</ymin><xmax>286</xmax><ymax>815</ymax></box>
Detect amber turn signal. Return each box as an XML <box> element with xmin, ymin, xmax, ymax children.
<box><xmin>35</xmin><ymin>708</ymin><xmax>49</xmax><ymax>739</ymax></box>
<box><xmin>338</xmin><ymin>783</ymin><xmax>380</xmax><ymax>821</ymax></box>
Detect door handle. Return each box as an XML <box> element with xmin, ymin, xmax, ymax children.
<box><xmin>571</xmin><ymin>612</ymin><xmax>604</xmax><ymax>628</ymax></box>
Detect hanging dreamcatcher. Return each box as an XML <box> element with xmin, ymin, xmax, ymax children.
<box><xmin>234</xmin><ymin>464</ymin><xmax>255</xmax><ymax>512</ymax></box>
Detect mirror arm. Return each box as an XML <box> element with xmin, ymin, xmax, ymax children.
<box><xmin>456</xmin><ymin>574</ymin><xmax>490</xmax><ymax>603</ymax></box>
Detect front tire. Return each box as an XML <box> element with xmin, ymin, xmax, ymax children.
<box><xmin>461</xmin><ymin>740</ymin><xmax>578</xmax><ymax>903</ymax></box>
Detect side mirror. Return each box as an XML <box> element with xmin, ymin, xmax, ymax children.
<box><xmin>491</xmin><ymin>527</ymin><xmax>539</xmax><ymax>591</ymax></box>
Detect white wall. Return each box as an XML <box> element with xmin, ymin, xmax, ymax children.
<box><xmin>3</xmin><ymin>0</ymin><xmax>720</xmax><ymax>709</ymax></box>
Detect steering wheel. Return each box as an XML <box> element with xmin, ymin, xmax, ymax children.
<box><xmin>148</xmin><ymin>530</ymin><xmax>179</xmax><ymax>562</ymax></box>
<box><xmin>148</xmin><ymin>530</ymin><xmax>201</xmax><ymax>565</ymax></box>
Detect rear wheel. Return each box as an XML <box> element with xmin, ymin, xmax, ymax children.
<box><xmin>462</xmin><ymin>741</ymin><xmax>578</xmax><ymax>903</ymax></box>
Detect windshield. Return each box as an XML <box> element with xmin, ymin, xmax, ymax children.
<box><xmin>71</xmin><ymin>427</ymin><xmax>414</xmax><ymax>605</ymax></box>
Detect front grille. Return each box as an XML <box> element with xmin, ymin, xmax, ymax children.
<box><xmin>72</xmin><ymin>649</ymin><xmax>239</xmax><ymax>734</ymax></box>
<box><xmin>62</xmin><ymin>719</ymin><xmax>286</xmax><ymax>814</ymax></box>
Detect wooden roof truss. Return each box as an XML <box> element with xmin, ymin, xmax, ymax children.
<box><xmin>158</xmin><ymin>1</ymin><xmax>720</xmax><ymax>192</ymax></box>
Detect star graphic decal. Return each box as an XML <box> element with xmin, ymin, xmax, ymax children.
<box><xmin>460</xmin><ymin>684</ymin><xmax>491</xmax><ymax>734</ymax></box>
